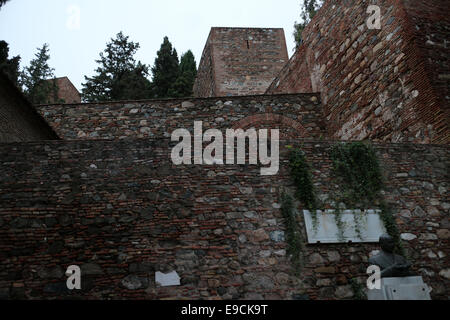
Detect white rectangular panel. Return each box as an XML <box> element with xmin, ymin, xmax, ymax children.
<box><xmin>303</xmin><ymin>209</ymin><xmax>387</xmax><ymax>244</ymax></box>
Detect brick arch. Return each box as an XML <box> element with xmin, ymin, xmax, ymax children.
<box><xmin>232</xmin><ymin>113</ymin><xmax>308</xmax><ymax>139</ymax></box>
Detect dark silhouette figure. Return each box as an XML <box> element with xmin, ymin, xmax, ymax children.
<box><xmin>369</xmin><ymin>234</ymin><xmax>412</xmax><ymax>278</ymax></box>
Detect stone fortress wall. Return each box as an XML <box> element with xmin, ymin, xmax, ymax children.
<box><xmin>266</xmin><ymin>0</ymin><xmax>449</xmax><ymax>144</ymax></box>
<box><xmin>36</xmin><ymin>94</ymin><xmax>325</xmax><ymax>141</ymax></box>
<box><xmin>0</xmin><ymin>0</ymin><xmax>449</xmax><ymax>300</ymax></box>
<box><xmin>0</xmin><ymin>139</ymin><xmax>448</xmax><ymax>299</ymax></box>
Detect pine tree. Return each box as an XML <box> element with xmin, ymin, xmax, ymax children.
<box><xmin>293</xmin><ymin>0</ymin><xmax>323</xmax><ymax>47</ymax></box>
<box><xmin>0</xmin><ymin>0</ymin><xmax>10</xmax><ymax>9</ymax></box>
<box><xmin>0</xmin><ymin>40</ymin><xmax>21</xmax><ymax>85</ymax></box>
<box><xmin>151</xmin><ymin>36</ymin><xmax>180</xmax><ymax>98</ymax></box>
<box><xmin>82</xmin><ymin>32</ymin><xmax>152</xmax><ymax>102</ymax></box>
<box><xmin>169</xmin><ymin>50</ymin><xmax>197</xmax><ymax>98</ymax></box>
<box><xmin>19</xmin><ymin>43</ymin><xmax>58</xmax><ymax>104</ymax></box>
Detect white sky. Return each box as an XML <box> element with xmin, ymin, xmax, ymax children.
<box><xmin>0</xmin><ymin>0</ymin><xmax>301</xmax><ymax>91</ymax></box>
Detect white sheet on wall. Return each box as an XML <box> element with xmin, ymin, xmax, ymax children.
<box><xmin>303</xmin><ymin>209</ymin><xmax>387</xmax><ymax>244</ymax></box>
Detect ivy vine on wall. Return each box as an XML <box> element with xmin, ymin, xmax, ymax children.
<box><xmin>329</xmin><ymin>142</ymin><xmax>404</xmax><ymax>254</ymax></box>
<box><xmin>285</xmin><ymin>142</ymin><xmax>405</xmax><ymax>255</ymax></box>
<box><xmin>280</xmin><ymin>191</ymin><xmax>305</xmax><ymax>276</ymax></box>
<box><xmin>287</xmin><ymin>146</ymin><xmax>318</xmax><ymax>225</ymax></box>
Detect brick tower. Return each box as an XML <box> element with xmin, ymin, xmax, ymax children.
<box><xmin>193</xmin><ymin>27</ymin><xmax>289</xmax><ymax>97</ymax></box>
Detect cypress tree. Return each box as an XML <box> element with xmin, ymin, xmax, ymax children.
<box><xmin>169</xmin><ymin>50</ymin><xmax>197</xmax><ymax>98</ymax></box>
<box><xmin>0</xmin><ymin>40</ymin><xmax>21</xmax><ymax>85</ymax></box>
<box><xmin>151</xmin><ymin>36</ymin><xmax>180</xmax><ymax>98</ymax></box>
<box><xmin>0</xmin><ymin>0</ymin><xmax>10</xmax><ymax>9</ymax></box>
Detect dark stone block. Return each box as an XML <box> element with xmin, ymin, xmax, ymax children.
<box><xmin>105</xmin><ymin>216</ymin><xmax>116</xmax><ymax>224</ymax></box>
<box><xmin>147</xmin><ymin>192</ymin><xmax>158</xmax><ymax>201</ymax></box>
<box><xmin>81</xmin><ymin>263</ymin><xmax>103</xmax><ymax>275</ymax></box>
<box><xmin>182</xmin><ymin>190</ymin><xmax>193</xmax><ymax>200</ymax></box>
<box><xmin>158</xmin><ymin>240</ymin><xmax>181</xmax><ymax>248</ymax></box>
<box><xmin>58</xmin><ymin>215</ymin><xmax>73</xmax><ymax>227</ymax></box>
<box><xmin>81</xmin><ymin>277</ymin><xmax>95</xmax><ymax>292</ymax></box>
<box><xmin>292</xmin><ymin>293</ymin><xmax>310</xmax><ymax>300</ymax></box>
<box><xmin>118</xmin><ymin>215</ymin><xmax>136</xmax><ymax>223</ymax></box>
<box><xmin>195</xmin><ymin>250</ymin><xmax>206</xmax><ymax>257</ymax></box>
<box><xmin>10</xmin><ymin>247</ymin><xmax>35</xmax><ymax>257</ymax></box>
<box><xmin>140</xmin><ymin>208</ymin><xmax>154</xmax><ymax>220</ymax></box>
<box><xmin>10</xmin><ymin>218</ymin><xmax>28</xmax><ymax>229</ymax></box>
<box><xmin>181</xmin><ymin>276</ymin><xmax>199</xmax><ymax>286</ymax></box>
<box><xmin>87</xmin><ymin>226</ymin><xmax>100</xmax><ymax>235</ymax></box>
<box><xmin>6</xmin><ymin>271</ymin><xmax>21</xmax><ymax>281</ymax></box>
<box><xmin>62</xmin><ymin>194</ymin><xmax>75</xmax><ymax>205</ymax></box>
<box><xmin>106</xmin><ymin>267</ymin><xmax>126</xmax><ymax>275</ymax></box>
<box><xmin>218</xmin><ymin>287</ymin><xmax>227</xmax><ymax>296</ymax></box>
<box><xmin>48</xmin><ymin>241</ymin><xmax>64</xmax><ymax>254</ymax></box>
<box><xmin>45</xmin><ymin>217</ymin><xmax>58</xmax><ymax>227</ymax></box>
<box><xmin>10</xmin><ymin>287</ymin><xmax>26</xmax><ymax>299</ymax></box>
<box><xmin>44</xmin><ymin>282</ymin><xmax>70</xmax><ymax>295</ymax></box>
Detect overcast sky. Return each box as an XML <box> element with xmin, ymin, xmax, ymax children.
<box><xmin>0</xmin><ymin>0</ymin><xmax>301</xmax><ymax>91</ymax></box>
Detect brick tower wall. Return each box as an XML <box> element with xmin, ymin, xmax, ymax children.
<box><xmin>267</xmin><ymin>0</ymin><xmax>450</xmax><ymax>144</ymax></box>
<box><xmin>194</xmin><ymin>28</ymin><xmax>289</xmax><ymax>97</ymax></box>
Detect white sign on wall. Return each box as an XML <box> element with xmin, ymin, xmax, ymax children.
<box><xmin>303</xmin><ymin>209</ymin><xmax>387</xmax><ymax>244</ymax></box>
<box><xmin>155</xmin><ymin>271</ymin><xmax>181</xmax><ymax>287</ymax></box>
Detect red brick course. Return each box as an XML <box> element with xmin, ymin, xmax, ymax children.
<box><xmin>266</xmin><ymin>0</ymin><xmax>449</xmax><ymax>144</ymax></box>
<box><xmin>194</xmin><ymin>28</ymin><xmax>289</xmax><ymax>97</ymax></box>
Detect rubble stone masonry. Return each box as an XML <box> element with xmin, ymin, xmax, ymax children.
<box><xmin>267</xmin><ymin>0</ymin><xmax>449</xmax><ymax>145</ymax></box>
<box><xmin>37</xmin><ymin>94</ymin><xmax>325</xmax><ymax>140</ymax></box>
<box><xmin>0</xmin><ymin>139</ymin><xmax>448</xmax><ymax>299</ymax></box>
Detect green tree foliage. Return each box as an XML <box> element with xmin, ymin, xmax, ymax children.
<box><xmin>0</xmin><ymin>40</ymin><xmax>21</xmax><ymax>85</ymax></box>
<box><xmin>19</xmin><ymin>43</ymin><xmax>58</xmax><ymax>104</ymax></box>
<box><xmin>169</xmin><ymin>50</ymin><xmax>197</xmax><ymax>98</ymax></box>
<box><xmin>293</xmin><ymin>0</ymin><xmax>323</xmax><ymax>47</ymax></box>
<box><xmin>82</xmin><ymin>32</ymin><xmax>152</xmax><ymax>102</ymax></box>
<box><xmin>151</xmin><ymin>36</ymin><xmax>180</xmax><ymax>98</ymax></box>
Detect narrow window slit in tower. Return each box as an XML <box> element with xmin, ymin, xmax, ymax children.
<box><xmin>246</xmin><ymin>40</ymin><xmax>250</xmax><ymax>49</ymax></box>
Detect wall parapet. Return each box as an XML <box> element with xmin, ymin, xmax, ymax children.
<box><xmin>37</xmin><ymin>93</ymin><xmax>325</xmax><ymax>141</ymax></box>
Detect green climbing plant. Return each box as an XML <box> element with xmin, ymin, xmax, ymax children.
<box><xmin>280</xmin><ymin>191</ymin><xmax>305</xmax><ymax>276</ymax></box>
<box><xmin>330</xmin><ymin>142</ymin><xmax>383</xmax><ymax>204</ymax></box>
<box><xmin>329</xmin><ymin>141</ymin><xmax>404</xmax><ymax>254</ymax></box>
<box><xmin>287</xmin><ymin>147</ymin><xmax>318</xmax><ymax>227</ymax></box>
<box><xmin>349</xmin><ymin>278</ymin><xmax>367</xmax><ymax>300</ymax></box>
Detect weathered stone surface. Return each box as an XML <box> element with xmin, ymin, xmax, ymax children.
<box><xmin>335</xmin><ymin>285</ymin><xmax>354</xmax><ymax>299</ymax></box>
<box><xmin>275</xmin><ymin>273</ymin><xmax>290</xmax><ymax>285</ymax></box>
<box><xmin>437</xmin><ymin>229</ymin><xmax>450</xmax><ymax>239</ymax></box>
<box><xmin>439</xmin><ymin>269</ymin><xmax>450</xmax><ymax>280</ymax></box>
<box><xmin>327</xmin><ymin>251</ymin><xmax>341</xmax><ymax>262</ymax></box>
<box><xmin>401</xmin><ymin>233</ymin><xmax>417</xmax><ymax>241</ymax></box>
<box><xmin>315</xmin><ymin>267</ymin><xmax>335</xmax><ymax>274</ymax></box>
<box><xmin>121</xmin><ymin>275</ymin><xmax>148</xmax><ymax>290</ymax></box>
<box><xmin>81</xmin><ymin>263</ymin><xmax>103</xmax><ymax>275</ymax></box>
<box><xmin>193</xmin><ymin>28</ymin><xmax>289</xmax><ymax>97</ymax></box>
<box><xmin>269</xmin><ymin>231</ymin><xmax>285</xmax><ymax>243</ymax></box>
<box><xmin>249</xmin><ymin>229</ymin><xmax>269</xmax><ymax>242</ymax></box>
<box><xmin>38</xmin><ymin>266</ymin><xmax>63</xmax><ymax>279</ymax></box>
<box><xmin>309</xmin><ymin>253</ymin><xmax>324</xmax><ymax>264</ymax></box>
<box><xmin>0</xmin><ymin>139</ymin><xmax>448</xmax><ymax>300</ymax></box>
<box><xmin>43</xmin><ymin>282</ymin><xmax>69</xmax><ymax>295</ymax></box>
<box><xmin>266</xmin><ymin>0</ymin><xmax>449</xmax><ymax>145</ymax></box>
